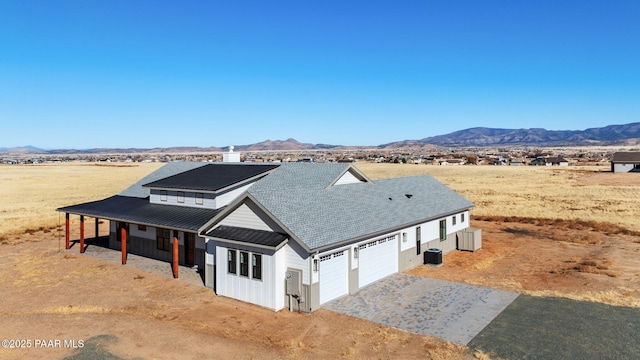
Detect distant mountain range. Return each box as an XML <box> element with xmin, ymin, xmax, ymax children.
<box><xmin>381</xmin><ymin>122</ymin><xmax>640</xmax><ymax>148</ymax></box>
<box><xmin>2</xmin><ymin>123</ymin><xmax>640</xmax><ymax>154</ymax></box>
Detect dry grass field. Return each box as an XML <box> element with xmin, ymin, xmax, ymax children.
<box><xmin>0</xmin><ymin>162</ymin><xmax>163</xmax><ymax>238</ymax></box>
<box><xmin>2</xmin><ymin>161</ymin><xmax>640</xmax><ymax>358</ymax></box>
<box><xmin>355</xmin><ymin>162</ymin><xmax>640</xmax><ymax>233</ymax></box>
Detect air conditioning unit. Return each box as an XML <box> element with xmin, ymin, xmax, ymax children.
<box><xmin>424</xmin><ymin>248</ymin><xmax>443</xmax><ymax>266</ymax></box>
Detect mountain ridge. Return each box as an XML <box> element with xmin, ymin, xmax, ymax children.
<box><xmin>3</xmin><ymin>122</ymin><xmax>640</xmax><ymax>154</ymax></box>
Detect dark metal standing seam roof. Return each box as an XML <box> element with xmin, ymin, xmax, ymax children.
<box><xmin>142</xmin><ymin>163</ymin><xmax>280</xmax><ymax>192</ymax></box>
<box><xmin>206</xmin><ymin>225</ymin><xmax>288</xmax><ymax>248</ymax></box>
<box><xmin>57</xmin><ymin>195</ymin><xmax>222</xmax><ymax>232</ymax></box>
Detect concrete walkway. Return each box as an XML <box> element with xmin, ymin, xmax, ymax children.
<box><xmin>67</xmin><ymin>238</ymin><xmax>205</xmax><ymax>287</ymax></box>
<box><xmin>323</xmin><ymin>273</ymin><xmax>518</xmax><ymax>345</ymax></box>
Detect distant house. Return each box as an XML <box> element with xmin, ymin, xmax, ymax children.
<box><xmin>611</xmin><ymin>152</ymin><xmax>640</xmax><ymax>173</ymax></box>
<box><xmin>529</xmin><ymin>156</ymin><xmax>568</xmax><ymax>166</ymax></box>
<box><xmin>58</xmin><ymin>152</ymin><xmax>477</xmax><ymax>312</ymax></box>
<box><xmin>438</xmin><ymin>159</ymin><xmax>464</xmax><ymax>166</ymax></box>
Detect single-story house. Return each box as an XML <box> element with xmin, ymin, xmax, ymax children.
<box><xmin>58</xmin><ymin>154</ymin><xmax>477</xmax><ymax>312</ymax></box>
<box><xmin>611</xmin><ymin>152</ymin><xmax>640</xmax><ymax>173</ymax></box>
<box><xmin>529</xmin><ymin>156</ymin><xmax>569</xmax><ymax>166</ymax></box>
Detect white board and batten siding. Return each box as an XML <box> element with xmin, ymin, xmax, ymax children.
<box><xmin>149</xmin><ymin>189</ymin><xmax>217</xmax><ymax>209</ymax></box>
<box><xmin>284</xmin><ymin>242</ymin><xmax>310</xmax><ymax>285</ymax></box>
<box><xmin>215</xmin><ymin>245</ymin><xmax>280</xmax><ymax>311</ymax></box>
<box><xmin>215</xmin><ymin>183</ymin><xmax>255</xmax><ymax>208</ymax></box>
<box><xmin>217</xmin><ymin>203</ymin><xmax>273</xmax><ymax>231</ymax></box>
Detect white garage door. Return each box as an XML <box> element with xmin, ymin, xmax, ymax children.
<box><xmin>319</xmin><ymin>250</ymin><xmax>349</xmax><ymax>304</ymax></box>
<box><xmin>359</xmin><ymin>235</ymin><xmax>398</xmax><ymax>288</ymax></box>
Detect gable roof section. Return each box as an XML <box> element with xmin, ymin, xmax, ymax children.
<box><xmin>142</xmin><ymin>163</ymin><xmax>279</xmax><ymax>192</ymax></box>
<box><xmin>247</xmin><ymin>162</ymin><xmax>355</xmax><ymax>192</ymax></box>
<box><xmin>247</xmin><ymin>174</ymin><xmax>473</xmax><ymax>250</ymax></box>
<box><xmin>119</xmin><ymin>161</ymin><xmax>209</xmax><ymax>198</ymax></box>
<box><xmin>201</xmin><ymin>163</ymin><xmax>474</xmax><ymax>252</ymax></box>
<box><xmin>612</xmin><ymin>152</ymin><xmax>640</xmax><ymax>163</ymax></box>
<box><xmin>58</xmin><ymin>195</ymin><xmax>221</xmax><ymax>232</ymax></box>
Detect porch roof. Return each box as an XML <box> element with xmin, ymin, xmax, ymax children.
<box><xmin>206</xmin><ymin>225</ymin><xmax>288</xmax><ymax>249</ymax></box>
<box><xmin>57</xmin><ymin>195</ymin><xmax>221</xmax><ymax>232</ymax></box>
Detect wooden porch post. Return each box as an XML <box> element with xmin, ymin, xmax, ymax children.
<box><xmin>65</xmin><ymin>213</ymin><xmax>70</xmax><ymax>250</ymax></box>
<box><xmin>173</xmin><ymin>231</ymin><xmax>179</xmax><ymax>279</ymax></box>
<box><xmin>121</xmin><ymin>225</ymin><xmax>127</xmax><ymax>265</ymax></box>
<box><xmin>95</xmin><ymin>218</ymin><xmax>99</xmax><ymax>241</ymax></box>
<box><xmin>79</xmin><ymin>215</ymin><xmax>85</xmax><ymax>253</ymax></box>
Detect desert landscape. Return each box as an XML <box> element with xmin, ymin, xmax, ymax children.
<box><xmin>1</xmin><ymin>161</ymin><xmax>639</xmax><ymax>359</ymax></box>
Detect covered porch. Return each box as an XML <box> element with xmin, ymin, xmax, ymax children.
<box><xmin>57</xmin><ymin>195</ymin><xmax>221</xmax><ymax>282</ymax></box>
<box><xmin>64</xmin><ymin>236</ymin><xmax>205</xmax><ymax>287</ymax></box>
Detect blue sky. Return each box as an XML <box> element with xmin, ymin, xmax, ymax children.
<box><xmin>1</xmin><ymin>1</ymin><xmax>639</xmax><ymax>149</ymax></box>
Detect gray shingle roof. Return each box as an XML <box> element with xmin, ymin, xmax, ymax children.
<box><xmin>244</xmin><ymin>164</ymin><xmax>474</xmax><ymax>250</ymax></box>
<box><xmin>60</xmin><ymin>161</ymin><xmax>474</xmax><ymax>251</ymax></box>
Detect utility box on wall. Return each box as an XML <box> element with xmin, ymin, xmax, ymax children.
<box><xmin>285</xmin><ymin>269</ymin><xmax>302</xmax><ymax>296</ymax></box>
<box><xmin>457</xmin><ymin>227</ymin><xmax>482</xmax><ymax>252</ymax></box>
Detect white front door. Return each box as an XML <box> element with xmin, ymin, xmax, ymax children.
<box><xmin>358</xmin><ymin>235</ymin><xmax>398</xmax><ymax>288</ymax></box>
<box><xmin>319</xmin><ymin>250</ymin><xmax>348</xmax><ymax>304</ymax></box>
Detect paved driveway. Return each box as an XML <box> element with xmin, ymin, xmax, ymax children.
<box><xmin>323</xmin><ymin>273</ymin><xmax>518</xmax><ymax>345</ymax></box>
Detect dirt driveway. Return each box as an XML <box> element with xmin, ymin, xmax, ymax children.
<box><xmin>2</xmin><ymin>217</ymin><xmax>640</xmax><ymax>359</ymax></box>
<box><xmin>409</xmin><ymin>219</ymin><xmax>640</xmax><ymax>308</ymax></box>
<box><xmin>0</xmin><ymin>228</ymin><xmax>472</xmax><ymax>360</ymax></box>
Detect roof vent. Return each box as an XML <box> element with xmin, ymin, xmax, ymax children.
<box><xmin>405</xmin><ymin>194</ymin><xmax>413</xmax><ymax>199</ymax></box>
<box><xmin>388</xmin><ymin>197</ymin><xmax>392</xmax><ymax>201</ymax></box>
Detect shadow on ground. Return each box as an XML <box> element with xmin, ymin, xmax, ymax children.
<box><xmin>64</xmin><ymin>334</ymin><xmax>141</xmax><ymax>360</ymax></box>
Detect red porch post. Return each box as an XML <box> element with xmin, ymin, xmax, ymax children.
<box><xmin>172</xmin><ymin>231</ymin><xmax>179</xmax><ymax>278</ymax></box>
<box><xmin>79</xmin><ymin>215</ymin><xmax>85</xmax><ymax>253</ymax></box>
<box><xmin>65</xmin><ymin>213</ymin><xmax>70</xmax><ymax>250</ymax></box>
<box><xmin>121</xmin><ymin>225</ymin><xmax>127</xmax><ymax>265</ymax></box>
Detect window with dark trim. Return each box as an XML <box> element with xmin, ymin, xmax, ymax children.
<box><xmin>138</xmin><ymin>224</ymin><xmax>146</xmax><ymax>231</ymax></box>
<box><xmin>452</xmin><ymin>215</ymin><xmax>457</xmax><ymax>225</ymax></box>
<box><xmin>195</xmin><ymin>193</ymin><xmax>204</xmax><ymax>205</ymax></box>
<box><xmin>160</xmin><ymin>190</ymin><xmax>168</xmax><ymax>202</ymax></box>
<box><xmin>252</xmin><ymin>253</ymin><xmax>262</xmax><ymax>280</ymax></box>
<box><xmin>439</xmin><ymin>220</ymin><xmax>447</xmax><ymax>241</ymax></box>
<box><xmin>416</xmin><ymin>226</ymin><xmax>421</xmax><ymax>255</ymax></box>
<box><xmin>177</xmin><ymin>191</ymin><xmax>185</xmax><ymax>203</ymax></box>
<box><xmin>227</xmin><ymin>250</ymin><xmax>237</xmax><ymax>274</ymax></box>
<box><xmin>461</xmin><ymin>213</ymin><xmax>465</xmax><ymax>223</ymax></box>
<box><xmin>239</xmin><ymin>251</ymin><xmax>249</xmax><ymax>277</ymax></box>
<box><xmin>156</xmin><ymin>228</ymin><xmax>171</xmax><ymax>251</ymax></box>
